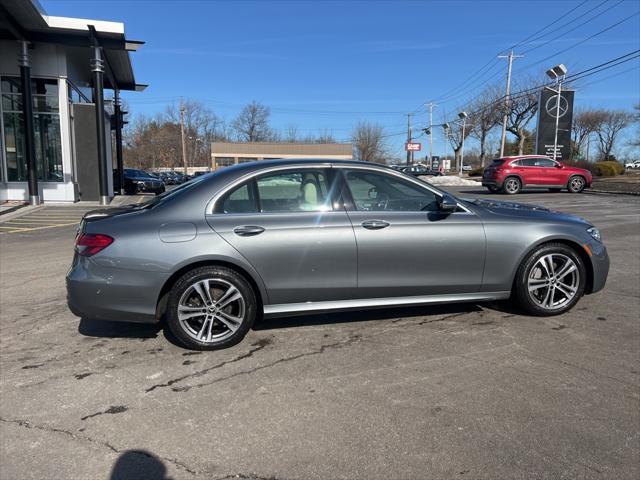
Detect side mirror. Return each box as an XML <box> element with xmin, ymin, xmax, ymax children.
<box><xmin>438</xmin><ymin>194</ymin><xmax>458</xmax><ymax>213</ymax></box>
<box><xmin>556</xmin><ymin>163</ymin><xmax>563</xmax><ymax>168</ymax></box>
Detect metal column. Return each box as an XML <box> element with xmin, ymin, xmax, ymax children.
<box><xmin>114</xmin><ymin>89</ymin><xmax>124</xmax><ymax>195</ymax></box>
<box><xmin>18</xmin><ymin>41</ymin><xmax>39</xmax><ymax>205</ymax></box>
<box><xmin>91</xmin><ymin>45</ymin><xmax>110</xmax><ymax>205</ymax></box>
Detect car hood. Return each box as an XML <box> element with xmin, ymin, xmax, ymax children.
<box><xmin>465</xmin><ymin>198</ymin><xmax>590</xmax><ymax>224</ymax></box>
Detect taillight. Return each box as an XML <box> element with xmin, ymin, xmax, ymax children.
<box><xmin>76</xmin><ymin>233</ymin><xmax>114</xmax><ymax>256</ymax></box>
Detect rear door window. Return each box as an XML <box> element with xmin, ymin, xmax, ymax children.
<box><xmin>256</xmin><ymin>170</ymin><xmax>332</xmax><ymax>213</ymax></box>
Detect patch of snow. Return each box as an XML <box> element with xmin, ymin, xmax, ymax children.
<box><xmin>419</xmin><ymin>175</ymin><xmax>481</xmax><ymax>186</ymax></box>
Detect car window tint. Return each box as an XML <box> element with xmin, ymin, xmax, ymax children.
<box><xmin>343</xmin><ymin>169</ymin><xmax>439</xmax><ymax>212</ymax></box>
<box><xmin>221</xmin><ymin>183</ymin><xmax>258</xmax><ymax>214</ymax></box>
<box><xmin>256</xmin><ymin>170</ymin><xmax>331</xmax><ymax>213</ymax></box>
<box><xmin>489</xmin><ymin>159</ymin><xmax>505</xmax><ymax>167</ymax></box>
<box><xmin>518</xmin><ymin>159</ymin><xmax>536</xmax><ymax>167</ymax></box>
<box><xmin>534</xmin><ymin>158</ymin><xmax>556</xmax><ymax>167</ymax></box>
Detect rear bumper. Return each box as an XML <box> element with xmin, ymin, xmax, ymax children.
<box><xmin>482</xmin><ymin>179</ymin><xmax>501</xmax><ymax>188</ymax></box>
<box><xmin>66</xmin><ymin>256</ymin><xmax>166</xmax><ymax>324</ymax></box>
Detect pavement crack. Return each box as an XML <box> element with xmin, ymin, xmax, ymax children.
<box><xmin>145</xmin><ymin>340</ymin><xmax>270</xmax><ymax>393</ymax></box>
<box><xmin>81</xmin><ymin>405</ymin><xmax>128</xmax><ymax>421</ymax></box>
<box><xmin>172</xmin><ymin>334</ymin><xmax>362</xmax><ymax>393</ymax></box>
<box><xmin>0</xmin><ymin>417</ymin><xmax>197</xmax><ymax>476</ymax></box>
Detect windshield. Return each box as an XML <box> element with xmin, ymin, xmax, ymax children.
<box><xmin>126</xmin><ymin>169</ymin><xmax>150</xmax><ymax>177</ymax></box>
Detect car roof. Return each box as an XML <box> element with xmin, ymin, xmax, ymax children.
<box><xmin>216</xmin><ymin>157</ymin><xmax>391</xmax><ymax>174</ymax></box>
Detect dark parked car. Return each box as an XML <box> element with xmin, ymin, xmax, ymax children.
<box><xmin>402</xmin><ymin>164</ymin><xmax>442</xmax><ymax>176</ymax></box>
<box><xmin>69</xmin><ymin>159</ymin><xmax>608</xmax><ymax>350</ymax></box>
<box><xmin>122</xmin><ymin>168</ymin><xmax>165</xmax><ymax>195</ymax></box>
<box><xmin>482</xmin><ymin>155</ymin><xmax>592</xmax><ymax>194</ymax></box>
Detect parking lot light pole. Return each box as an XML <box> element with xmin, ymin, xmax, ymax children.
<box><xmin>546</xmin><ymin>64</ymin><xmax>568</xmax><ymax>161</ymax></box>
<box><xmin>458</xmin><ymin>112</ymin><xmax>467</xmax><ymax>176</ymax></box>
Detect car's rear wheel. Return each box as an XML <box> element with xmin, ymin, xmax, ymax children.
<box><xmin>502</xmin><ymin>177</ymin><xmax>521</xmax><ymax>195</ymax></box>
<box><xmin>513</xmin><ymin>243</ymin><xmax>586</xmax><ymax>316</ymax></box>
<box><xmin>166</xmin><ymin>266</ymin><xmax>256</xmax><ymax>350</ymax></box>
<box><xmin>568</xmin><ymin>176</ymin><xmax>585</xmax><ymax>193</ymax></box>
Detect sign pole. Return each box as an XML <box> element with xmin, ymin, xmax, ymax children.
<box><xmin>552</xmin><ymin>77</ymin><xmax>563</xmax><ymax>161</ymax></box>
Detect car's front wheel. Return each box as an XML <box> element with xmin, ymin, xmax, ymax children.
<box><xmin>166</xmin><ymin>266</ymin><xmax>257</xmax><ymax>350</ymax></box>
<box><xmin>568</xmin><ymin>176</ymin><xmax>586</xmax><ymax>193</ymax></box>
<box><xmin>513</xmin><ymin>243</ymin><xmax>586</xmax><ymax>316</ymax></box>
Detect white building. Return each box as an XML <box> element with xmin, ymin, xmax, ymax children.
<box><xmin>0</xmin><ymin>0</ymin><xmax>145</xmax><ymax>204</ymax></box>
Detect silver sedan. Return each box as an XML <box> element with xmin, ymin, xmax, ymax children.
<box><xmin>67</xmin><ymin>159</ymin><xmax>609</xmax><ymax>350</ymax></box>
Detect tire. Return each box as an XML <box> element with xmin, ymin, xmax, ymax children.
<box><xmin>568</xmin><ymin>176</ymin><xmax>585</xmax><ymax>193</ymax></box>
<box><xmin>502</xmin><ymin>176</ymin><xmax>521</xmax><ymax>195</ymax></box>
<box><xmin>513</xmin><ymin>243</ymin><xmax>586</xmax><ymax>316</ymax></box>
<box><xmin>166</xmin><ymin>266</ymin><xmax>257</xmax><ymax>350</ymax></box>
<box><xmin>487</xmin><ymin>186</ymin><xmax>499</xmax><ymax>193</ymax></box>
<box><xmin>155</xmin><ymin>187</ymin><xmax>165</xmax><ymax>196</ymax></box>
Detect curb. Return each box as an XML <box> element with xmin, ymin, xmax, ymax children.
<box><xmin>585</xmin><ymin>189</ymin><xmax>640</xmax><ymax>196</ymax></box>
<box><xmin>0</xmin><ymin>205</ymin><xmax>45</xmax><ymax>223</ymax></box>
<box><xmin>0</xmin><ymin>203</ymin><xmax>27</xmax><ymax>216</ymax></box>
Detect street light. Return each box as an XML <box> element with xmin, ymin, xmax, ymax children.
<box><xmin>458</xmin><ymin>112</ymin><xmax>468</xmax><ymax>176</ymax></box>
<box><xmin>442</xmin><ymin>123</ymin><xmax>451</xmax><ymax>172</ymax></box>
<box><xmin>546</xmin><ymin>63</ymin><xmax>568</xmax><ymax>160</ymax></box>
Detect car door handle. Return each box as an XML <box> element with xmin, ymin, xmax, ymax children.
<box><xmin>361</xmin><ymin>220</ymin><xmax>390</xmax><ymax>230</ymax></box>
<box><xmin>233</xmin><ymin>225</ymin><xmax>265</xmax><ymax>236</ymax></box>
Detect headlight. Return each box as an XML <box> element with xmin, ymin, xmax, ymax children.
<box><xmin>587</xmin><ymin>226</ymin><xmax>601</xmax><ymax>242</ymax></box>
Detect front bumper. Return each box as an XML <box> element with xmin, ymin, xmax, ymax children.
<box><xmin>588</xmin><ymin>240</ymin><xmax>609</xmax><ymax>294</ymax></box>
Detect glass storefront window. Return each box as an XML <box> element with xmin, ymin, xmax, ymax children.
<box><xmin>1</xmin><ymin>76</ymin><xmax>63</xmax><ymax>182</ymax></box>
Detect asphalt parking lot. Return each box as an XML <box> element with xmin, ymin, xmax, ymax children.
<box><xmin>1</xmin><ymin>188</ymin><xmax>639</xmax><ymax>479</ymax></box>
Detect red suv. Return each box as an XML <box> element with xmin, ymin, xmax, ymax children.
<box><xmin>482</xmin><ymin>155</ymin><xmax>592</xmax><ymax>195</ymax></box>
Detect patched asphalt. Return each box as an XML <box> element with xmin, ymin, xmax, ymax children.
<box><xmin>0</xmin><ymin>188</ymin><xmax>638</xmax><ymax>479</ymax></box>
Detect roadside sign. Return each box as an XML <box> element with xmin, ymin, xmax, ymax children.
<box><xmin>405</xmin><ymin>142</ymin><xmax>421</xmax><ymax>152</ymax></box>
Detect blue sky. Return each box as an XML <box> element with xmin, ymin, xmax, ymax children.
<box><xmin>42</xmin><ymin>0</ymin><xmax>640</xmax><ymax>158</ymax></box>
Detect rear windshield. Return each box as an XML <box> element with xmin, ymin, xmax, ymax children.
<box><xmin>489</xmin><ymin>159</ymin><xmax>505</xmax><ymax>167</ymax></box>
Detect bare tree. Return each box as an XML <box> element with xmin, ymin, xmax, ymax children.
<box><xmin>284</xmin><ymin>124</ymin><xmax>299</xmax><ymax>142</ymax></box>
<box><xmin>351</xmin><ymin>121</ymin><xmax>388</xmax><ymax>163</ymax></box>
<box><xmin>571</xmin><ymin>108</ymin><xmax>607</xmax><ymax>158</ymax></box>
<box><xmin>630</xmin><ymin>103</ymin><xmax>640</xmax><ymax>148</ymax></box>
<box><xmin>445</xmin><ymin>111</ymin><xmax>473</xmax><ymax>170</ymax></box>
<box><xmin>166</xmin><ymin>100</ymin><xmax>227</xmax><ymax>167</ymax></box>
<box><xmin>232</xmin><ymin>101</ymin><xmax>273</xmax><ymax>142</ymax></box>
<box><xmin>314</xmin><ymin>128</ymin><xmax>336</xmax><ymax>144</ymax></box>
<box><xmin>506</xmin><ymin>78</ymin><xmax>539</xmax><ymax>155</ymax></box>
<box><xmin>469</xmin><ymin>85</ymin><xmax>502</xmax><ymax>166</ymax></box>
<box><xmin>595</xmin><ymin>109</ymin><xmax>634</xmax><ymax>160</ymax></box>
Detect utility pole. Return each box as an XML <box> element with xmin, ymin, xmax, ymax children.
<box><xmin>498</xmin><ymin>50</ymin><xmax>523</xmax><ymax>157</ymax></box>
<box><xmin>426</xmin><ymin>103</ymin><xmax>437</xmax><ymax>167</ymax></box>
<box><xmin>406</xmin><ymin>113</ymin><xmax>413</xmax><ymax>165</ymax></box>
<box><xmin>180</xmin><ymin>99</ymin><xmax>188</xmax><ymax>175</ymax></box>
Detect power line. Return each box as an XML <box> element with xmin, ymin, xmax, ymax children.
<box><xmin>519</xmin><ymin>0</ymin><xmax>615</xmax><ymax>54</ymax></box>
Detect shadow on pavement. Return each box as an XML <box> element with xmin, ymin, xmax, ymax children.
<box><xmin>109</xmin><ymin>450</ymin><xmax>172</xmax><ymax>480</ymax></box>
<box><xmin>78</xmin><ymin>318</ymin><xmax>162</xmax><ymax>339</ymax></box>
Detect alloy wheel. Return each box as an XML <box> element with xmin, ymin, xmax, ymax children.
<box><xmin>527</xmin><ymin>253</ymin><xmax>579</xmax><ymax>310</ymax></box>
<box><xmin>504</xmin><ymin>178</ymin><xmax>520</xmax><ymax>194</ymax></box>
<box><xmin>569</xmin><ymin>177</ymin><xmax>584</xmax><ymax>193</ymax></box>
<box><xmin>177</xmin><ymin>278</ymin><xmax>245</xmax><ymax>343</ymax></box>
